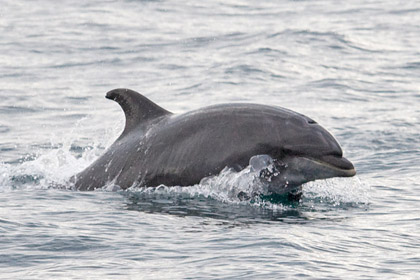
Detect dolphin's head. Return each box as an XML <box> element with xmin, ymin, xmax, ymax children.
<box><xmin>257</xmin><ymin>109</ymin><xmax>356</xmax><ymax>194</ymax></box>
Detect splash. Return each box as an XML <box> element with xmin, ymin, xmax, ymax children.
<box><xmin>303</xmin><ymin>176</ymin><xmax>370</xmax><ymax>206</ymax></box>
<box><xmin>0</xmin><ymin>111</ymin><xmax>111</xmax><ymax>191</ymax></box>
<box><xmin>0</xmin><ymin>114</ymin><xmax>121</xmax><ymax>191</ymax></box>
<box><xmin>1</xmin><ymin>140</ymin><xmax>369</xmax><ymax>210</ymax></box>
<box><xmin>0</xmin><ymin>146</ymin><xmax>94</xmax><ymax>191</ymax></box>
<box><xmin>118</xmin><ymin>155</ymin><xmax>292</xmax><ymax>209</ymax></box>
<box><xmin>124</xmin><ymin>161</ymin><xmax>369</xmax><ymax>210</ymax></box>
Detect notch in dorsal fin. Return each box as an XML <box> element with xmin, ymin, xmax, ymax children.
<box><xmin>106</xmin><ymin>88</ymin><xmax>172</xmax><ymax>135</ymax></box>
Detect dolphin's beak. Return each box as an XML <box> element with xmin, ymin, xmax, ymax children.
<box><xmin>316</xmin><ymin>155</ymin><xmax>356</xmax><ymax>177</ymax></box>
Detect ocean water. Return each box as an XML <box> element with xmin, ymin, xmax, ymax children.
<box><xmin>1</xmin><ymin>0</ymin><xmax>419</xmax><ymax>279</ymax></box>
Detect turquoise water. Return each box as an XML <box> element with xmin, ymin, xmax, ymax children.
<box><xmin>1</xmin><ymin>0</ymin><xmax>419</xmax><ymax>279</ymax></box>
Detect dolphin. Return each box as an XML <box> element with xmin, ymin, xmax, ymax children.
<box><xmin>72</xmin><ymin>89</ymin><xmax>356</xmax><ymax>195</ymax></box>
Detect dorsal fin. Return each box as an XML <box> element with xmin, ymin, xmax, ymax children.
<box><xmin>106</xmin><ymin>88</ymin><xmax>171</xmax><ymax>135</ymax></box>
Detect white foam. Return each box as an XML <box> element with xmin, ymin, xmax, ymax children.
<box><xmin>0</xmin><ymin>114</ymin><xmax>122</xmax><ymax>192</ymax></box>
<box><xmin>1</xmin><ymin>133</ymin><xmax>369</xmax><ymax>209</ymax></box>
<box><xmin>125</xmin><ymin>166</ymin><xmax>369</xmax><ymax>210</ymax></box>
<box><xmin>126</xmin><ymin>166</ymin><xmax>266</xmax><ymax>204</ymax></box>
<box><xmin>303</xmin><ymin>176</ymin><xmax>370</xmax><ymax>206</ymax></box>
<box><xmin>0</xmin><ymin>141</ymin><xmax>103</xmax><ymax>191</ymax></box>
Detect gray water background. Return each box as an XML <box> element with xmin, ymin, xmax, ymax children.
<box><xmin>1</xmin><ymin>0</ymin><xmax>419</xmax><ymax>279</ymax></box>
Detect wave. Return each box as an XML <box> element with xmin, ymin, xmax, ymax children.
<box><xmin>0</xmin><ymin>141</ymin><xmax>369</xmax><ymax>213</ymax></box>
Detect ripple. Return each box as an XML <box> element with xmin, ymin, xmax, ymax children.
<box><xmin>0</xmin><ymin>105</ymin><xmax>38</xmax><ymax>114</ymax></box>
<box><xmin>1</xmin><ymin>0</ymin><xmax>420</xmax><ymax>278</ymax></box>
<box><xmin>0</xmin><ymin>126</ymin><xmax>10</xmax><ymax>134</ymax></box>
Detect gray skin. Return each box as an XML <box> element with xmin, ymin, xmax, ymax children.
<box><xmin>73</xmin><ymin>89</ymin><xmax>356</xmax><ymax>194</ymax></box>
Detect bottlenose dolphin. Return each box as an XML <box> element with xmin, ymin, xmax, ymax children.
<box><xmin>73</xmin><ymin>89</ymin><xmax>356</xmax><ymax>195</ymax></box>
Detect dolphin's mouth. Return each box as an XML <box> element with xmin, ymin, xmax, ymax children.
<box><xmin>249</xmin><ymin>154</ymin><xmax>356</xmax><ymax>196</ymax></box>
<box><xmin>311</xmin><ymin>155</ymin><xmax>356</xmax><ymax>177</ymax></box>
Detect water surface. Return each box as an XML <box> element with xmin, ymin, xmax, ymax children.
<box><xmin>1</xmin><ymin>0</ymin><xmax>419</xmax><ymax>279</ymax></box>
